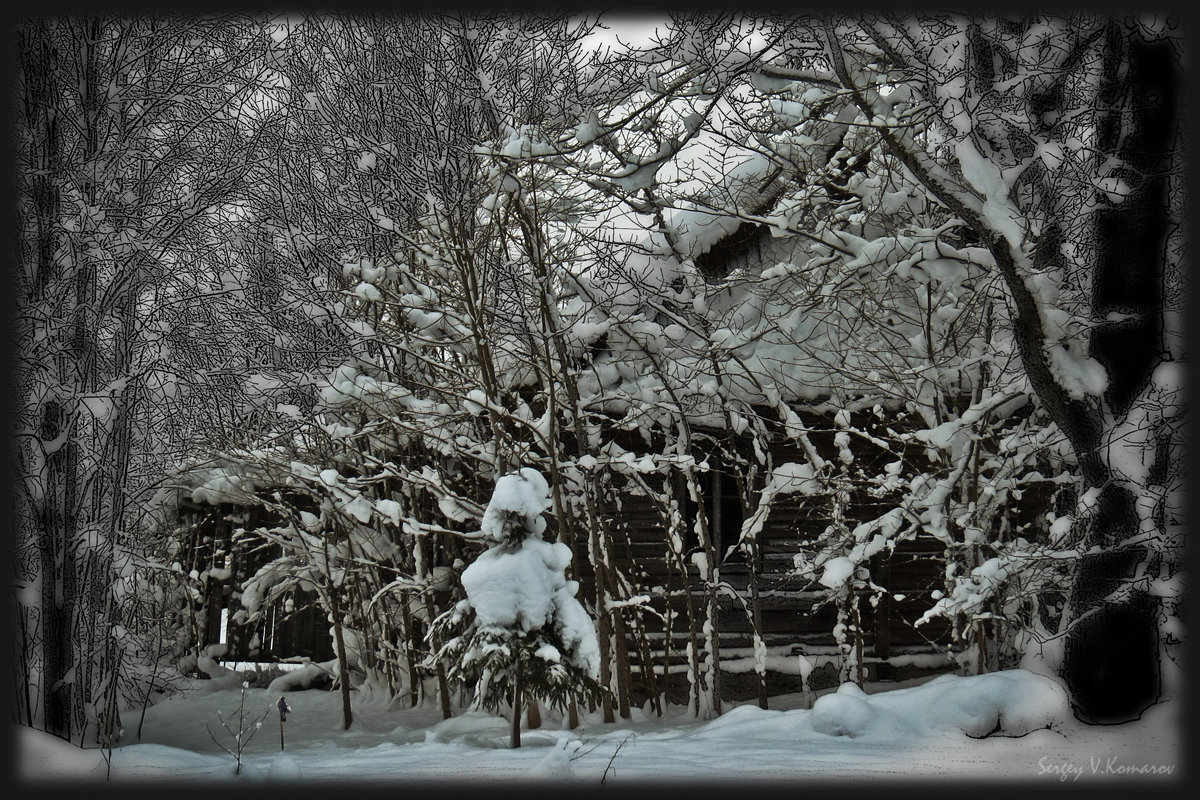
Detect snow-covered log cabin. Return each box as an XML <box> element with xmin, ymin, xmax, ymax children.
<box><xmin>175</xmin><ymin>396</ymin><xmax>1060</xmax><ymax>708</ymax></box>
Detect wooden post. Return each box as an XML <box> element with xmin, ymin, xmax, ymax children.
<box><xmin>279</xmin><ymin>696</ymin><xmax>288</xmax><ymax>750</ymax></box>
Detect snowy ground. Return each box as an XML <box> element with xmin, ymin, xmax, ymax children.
<box><xmin>14</xmin><ymin>668</ymin><xmax>1184</xmax><ymax>790</ymax></box>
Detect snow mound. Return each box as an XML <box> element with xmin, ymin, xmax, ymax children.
<box><xmin>424</xmin><ymin>710</ymin><xmax>511</xmax><ymax>748</ymax></box>
<box><xmin>527</xmin><ymin>737</ymin><xmax>580</xmax><ymax>780</ymax></box>
<box><xmin>811</xmin><ymin>683</ymin><xmax>877</xmax><ymax>738</ymax></box>
<box><xmin>893</xmin><ymin>670</ymin><xmax>1073</xmax><ymax>738</ymax></box>
<box><xmin>690</xmin><ymin>702</ymin><xmax>773</xmax><ymax>737</ymax></box>
<box><xmin>190</xmin><ymin>647</ymin><xmax>244</xmax><ymax>692</ymax></box>
<box><xmin>266</xmin><ymin>658</ymin><xmax>339</xmax><ymax>693</ymax></box>
<box><xmin>811</xmin><ymin>669</ymin><xmax>1071</xmax><ymax>740</ymax></box>
<box><xmin>267</xmin><ymin>752</ymin><xmax>303</xmax><ymax>781</ymax></box>
<box><xmin>688</xmin><ymin>669</ymin><xmax>1071</xmax><ymax>745</ymax></box>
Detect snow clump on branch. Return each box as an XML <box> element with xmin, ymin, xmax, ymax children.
<box><xmin>478</xmin><ymin>467</ymin><xmax>552</xmax><ymax>543</ymax></box>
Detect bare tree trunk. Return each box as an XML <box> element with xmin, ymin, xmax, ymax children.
<box><xmin>19</xmin><ymin>21</ymin><xmax>77</xmax><ymax>741</ymax></box>
<box><xmin>526</xmin><ymin>698</ymin><xmax>541</xmax><ymax>730</ymax></box>
<box><xmin>669</xmin><ymin>473</ymin><xmax>704</xmax><ymax>717</ymax></box>
<box><xmin>632</xmin><ymin>617</ymin><xmax>662</xmax><ymax>716</ymax></box>
<box><xmin>591</xmin><ymin>553</ymin><xmax>617</xmax><ymax>724</ymax></box>
<box><xmin>510</xmin><ymin>656</ymin><xmax>522</xmax><ymax>749</ymax></box>
<box><xmin>611</xmin><ymin>607</ymin><xmax>633</xmax><ymax>719</ymax></box>
<box><xmin>416</xmin><ymin>533</ymin><xmax>454</xmax><ymax>720</ymax></box>
<box><xmin>434</xmin><ymin>658</ymin><xmax>453</xmax><ymax>720</ymax></box>
<box><xmin>399</xmin><ymin>593</ymin><xmax>422</xmax><ymax>708</ymax></box>
<box><xmin>1057</xmin><ymin>21</ymin><xmax>1176</xmax><ymax>724</ymax></box>
<box><xmin>688</xmin><ymin>470</ymin><xmax>723</xmax><ymax>717</ymax></box>
<box><xmin>329</xmin><ymin>591</ymin><xmax>354</xmax><ymax>730</ymax></box>
<box><xmin>39</xmin><ymin>401</ymin><xmax>77</xmax><ymax>740</ymax></box>
<box><xmin>15</xmin><ymin>610</ymin><xmax>35</xmax><ymax>726</ymax></box>
<box><xmin>747</xmin><ymin>540</ymin><xmax>769</xmax><ymax>710</ymax></box>
<box><xmin>321</xmin><ymin>529</ymin><xmax>354</xmax><ymax>732</ymax></box>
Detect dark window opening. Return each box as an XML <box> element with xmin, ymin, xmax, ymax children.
<box><xmin>680</xmin><ymin>468</ymin><xmax>746</xmax><ymax>562</ymax></box>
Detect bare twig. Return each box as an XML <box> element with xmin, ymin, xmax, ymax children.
<box><xmin>600</xmin><ymin>735</ymin><xmax>632</xmax><ymax>785</ymax></box>
<box><xmin>568</xmin><ymin>738</ymin><xmax>606</xmax><ymax>761</ymax></box>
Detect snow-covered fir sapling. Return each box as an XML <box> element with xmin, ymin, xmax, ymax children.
<box><xmin>204</xmin><ymin>681</ymin><xmax>271</xmax><ymax>775</ymax></box>
<box><xmin>427</xmin><ymin>468</ymin><xmax>604</xmax><ymax>748</ymax></box>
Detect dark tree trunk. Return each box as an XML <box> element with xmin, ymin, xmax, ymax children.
<box><xmin>417</xmin><ymin>533</ymin><xmax>454</xmax><ymax>720</ymax></box>
<box><xmin>399</xmin><ymin>592</ymin><xmax>422</xmax><ymax>708</ymax></box>
<box><xmin>20</xmin><ymin>23</ymin><xmax>77</xmax><ymax>740</ymax></box>
<box><xmin>746</xmin><ymin>538</ymin><xmax>769</xmax><ymax>710</ymax></box>
<box><xmin>589</xmin><ymin>527</ymin><xmax>617</xmax><ymax>724</ymax></box>
<box><xmin>611</xmin><ymin>608</ymin><xmax>633</xmax><ymax>719</ymax></box>
<box><xmin>1060</xmin><ymin>24</ymin><xmax>1178</xmax><ymax>724</ymax></box>
<box><xmin>510</xmin><ymin>655</ymin><xmax>522</xmax><ymax>749</ymax></box>
<box><xmin>327</xmin><ymin>584</ymin><xmax>354</xmax><ymax>730</ymax></box>
<box><xmin>40</xmin><ymin>401</ymin><xmax>76</xmax><ymax>740</ymax></box>
<box><xmin>526</xmin><ymin>698</ymin><xmax>541</xmax><ymax>729</ymax></box>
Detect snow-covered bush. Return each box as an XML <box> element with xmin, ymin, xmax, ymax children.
<box><xmin>428</xmin><ymin>468</ymin><xmax>604</xmax><ymax>721</ymax></box>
